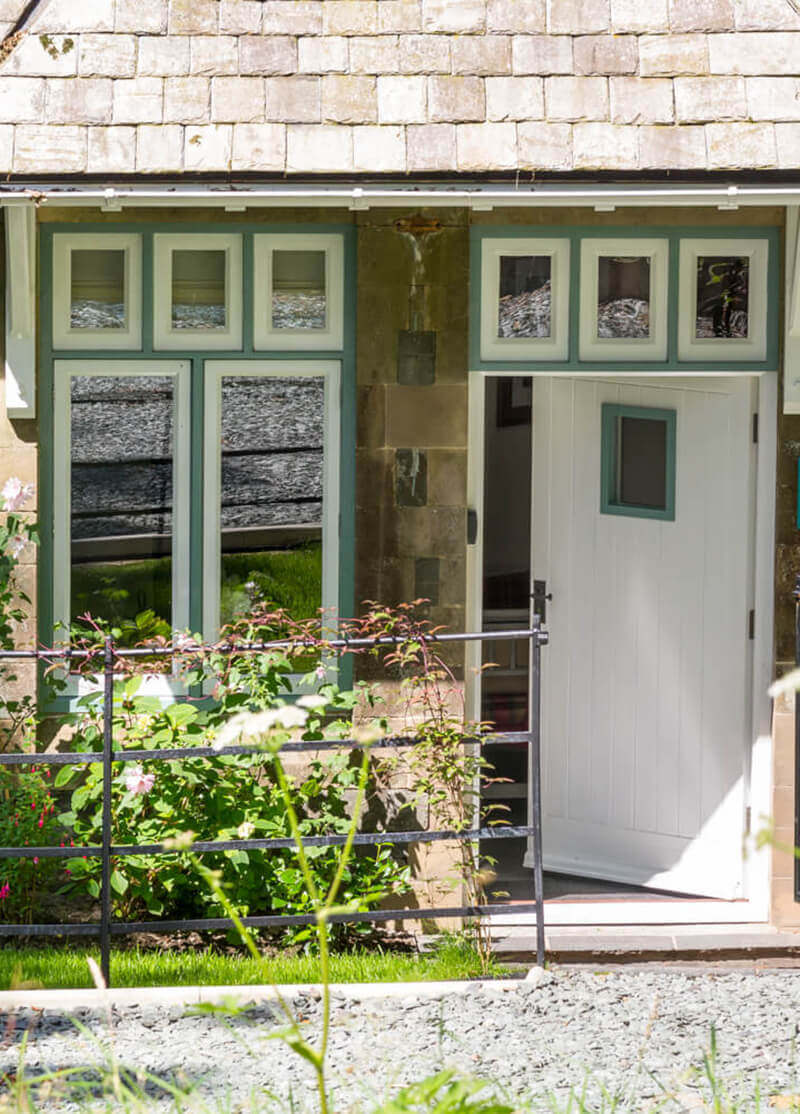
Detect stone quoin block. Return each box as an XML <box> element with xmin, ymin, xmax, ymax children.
<box><xmin>168</xmin><ymin>0</ymin><xmax>218</xmax><ymax>34</ymax></box>
<box><xmin>0</xmin><ymin>35</ymin><xmax>77</xmax><ymax>76</ymax></box>
<box><xmin>353</xmin><ymin>124</ymin><xmax>406</xmax><ymax>170</ymax></box>
<box><xmin>190</xmin><ymin>36</ymin><xmax>239</xmax><ymax>75</ymax></box>
<box><xmin>239</xmin><ymin>36</ymin><xmax>297</xmax><ymax>75</ymax></box>
<box><xmin>266</xmin><ymin>76</ymin><xmax>321</xmax><ymax>123</ymax></box>
<box><xmin>486</xmin><ymin>76</ymin><xmax>544</xmax><ymax>121</ymax></box>
<box><xmin>512</xmin><ymin>35</ymin><xmax>574</xmax><ymax>75</ymax></box>
<box><xmin>451</xmin><ymin>35</ymin><xmax>512</xmax><ymax>75</ymax></box>
<box><xmin>517</xmin><ymin>120</ymin><xmax>574</xmax><ymax>169</ymax></box>
<box><xmin>775</xmin><ymin>123</ymin><xmax>800</xmax><ymax>168</ymax></box>
<box><xmin>80</xmin><ymin>34</ymin><xmax>137</xmax><ymax>78</ymax></box>
<box><xmin>709</xmin><ymin>32</ymin><xmax>800</xmax><ymax>74</ymax></box>
<box><xmin>573</xmin><ymin>35</ymin><xmax>637</xmax><ymax>75</ymax></box>
<box><xmin>0</xmin><ymin>78</ymin><xmax>44</xmax><ymax>124</ymax></box>
<box><xmin>548</xmin><ymin>0</ymin><xmax>610</xmax><ymax>34</ymax></box>
<box><xmin>164</xmin><ymin>77</ymin><xmax>210</xmax><ymax>124</ymax></box>
<box><xmin>377</xmin><ymin>75</ymin><xmax>427</xmax><ymax>124</ymax></box>
<box><xmin>323</xmin><ymin>1</ymin><xmax>379</xmax><ymax>35</ymax></box>
<box><xmin>322</xmin><ymin>75</ymin><xmax>377</xmax><ymax>123</ymax></box>
<box><xmin>211</xmin><ymin>76</ymin><xmax>265</xmax><ymax>123</ymax></box>
<box><xmin>263</xmin><ymin>1</ymin><xmax>323</xmax><ymax>35</ymax></box>
<box><xmin>184</xmin><ymin>123</ymin><xmax>233</xmax><ymax>170</ymax></box>
<box><xmin>136</xmin><ymin>123</ymin><xmax>185</xmax><ymax>171</ymax></box>
<box><xmin>639</xmin><ymin>34</ymin><xmax>709</xmax><ymax>75</ymax></box>
<box><xmin>747</xmin><ymin>77</ymin><xmax>800</xmax><ymax>121</ymax></box>
<box><xmin>349</xmin><ymin>36</ymin><xmax>400</xmax><ymax>74</ymax></box>
<box><xmin>456</xmin><ymin>122</ymin><xmax>517</xmax><ymax>170</ymax></box>
<box><xmin>35</xmin><ymin>0</ymin><xmax>114</xmax><ymax>32</ymax></box>
<box><xmin>428</xmin><ymin>76</ymin><xmax>485</xmax><ymax>123</ymax></box>
<box><xmin>733</xmin><ymin>0</ymin><xmax>800</xmax><ymax>31</ymax></box>
<box><xmin>406</xmin><ymin>122</ymin><xmax>456</xmax><ymax>170</ymax></box>
<box><xmin>674</xmin><ymin>76</ymin><xmax>747</xmax><ymax>121</ymax></box>
<box><xmin>379</xmin><ymin>0</ymin><xmax>422</xmax><ymax>33</ymax></box>
<box><xmin>487</xmin><ymin>0</ymin><xmax>546</xmax><ymax>33</ymax></box>
<box><xmin>88</xmin><ymin>126</ymin><xmax>137</xmax><ymax>172</ymax></box>
<box><xmin>219</xmin><ymin>0</ymin><xmax>263</xmax><ymax>35</ymax></box>
<box><xmin>112</xmin><ymin>77</ymin><xmax>163</xmax><ymax>124</ymax></box>
<box><xmin>137</xmin><ymin>37</ymin><xmax>190</xmax><ymax>77</ymax></box>
<box><xmin>610</xmin><ymin>77</ymin><xmax>674</xmax><ymax>124</ymax></box>
<box><xmin>117</xmin><ymin>0</ymin><xmax>168</xmax><ymax>33</ymax></box>
<box><xmin>705</xmin><ymin>121</ymin><xmax>777</xmax><ymax>167</ymax></box>
<box><xmin>422</xmin><ymin>0</ymin><xmax>486</xmax><ymax>33</ymax></box>
<box><xmin>13</xmin><ymin>124</ymin><xmax>87</xmax><ymax>172</ymax></box>
<box><xmin>610</xmin><ymin>0</ymin><xmax>669</xmax><ymax>33</ymax></box>
<box><xmin>231</xmin><ymin>122</ymin><xmax>286</xmax><ymax>170</ymax></box>
<box><xmin>545</xmin><ymin>76</ymin><xmax>609</xmax><ymax>121</ymax></box>
<box><xmin>286</xmin><ymin>123</ymin><xmax>354</xmax><ymax>171</ymax></box>
<box><xmin>669</xmin><ymin>0</ymin><xmax>734</xmax><ymax>31</ymax></box>
<box><xmin>399</xmin><ymin>34</ymin><xmax>451</xmax><ymax>74</ymax></box>
<box><xmin>638</xmin><ymin>124</ymin><xmax>708</xmax><ymax>168</ymax></box>
<box><xmin>46</xmin><ymin>78</ymin><xmax>113</xmax><ymax>125</ymax></box>
<box><xmin>298</xmin><ymin>36</ymin><xmax>349</xmax><ymax>73</ymax></box>
<box><xmin>573</xmin><ymin>121</ymin><xmax>638</xmax><ymax>168</ymax></box>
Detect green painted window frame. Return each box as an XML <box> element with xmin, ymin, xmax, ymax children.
<box><xmin>38</xmin><ymin>220</ymin><xmax>357</xmax><ymax>712</ymax></box>
<box><xmin>469</xmin><ymin>225</ymin><xmax>781</xmax><ymax>373</ymax></box>
<box><xmin>600</xmin><ymin>403</ymin><xmax>676</xmax><ymax>522</ymax></box>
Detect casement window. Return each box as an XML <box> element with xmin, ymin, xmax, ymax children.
<box><xmin>472</xmin><ymin>227</ymin><xmax>778</xmax><ymax>371</ymax></box>
<box><xmin>42</xmin><ymin>226</ymin><xmax>351</xmax><ymax>697</ymax></box>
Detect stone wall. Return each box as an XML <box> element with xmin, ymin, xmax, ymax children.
<box><xmin>2</xmin><ymin>0</ymin><xmax>800</xmax><ymax>174</ymax></box>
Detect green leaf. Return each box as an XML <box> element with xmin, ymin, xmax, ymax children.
<box><xmin>110</xmin><ymin>869</ymin><xmax>129</xmax><ymax>895</ymax></box>
<box><xmin>54</xmin><ymin>765</ymin><xmax>77</xmax><ymax>788</ymax></box>
<box><xmin>87</xmin><ymin>878</ymin><xmax>100</xmax><ymax>898</ymax></box>
<box><xmin>164</xmin><ymin>704</ymin><xmax>198</xmax><ymax>728</ymax></box>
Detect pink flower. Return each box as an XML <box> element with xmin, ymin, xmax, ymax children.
<box><xmin>2</xmin><ymin>477</ymin><xmax>34</xmax><ymax>513</ymax></box>
<box><xmin>124</xmin><ymin>766</ymin><xmax>155</xmax><ymax>796</ymax></box>
<box><xmin>8</xmin><ymin>534</ymin><xmax>27</xmax><ymax>559</ymax></box>
<box><xmin>0</xmin><ymin>884</ymin><xmax>9</xmax><ymax>900</ymax></box>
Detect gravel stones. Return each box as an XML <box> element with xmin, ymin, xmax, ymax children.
<box><xmin>5</xmin><ymin>969</ymin><xmax>800</xmax><ymax>1111</ymax></box>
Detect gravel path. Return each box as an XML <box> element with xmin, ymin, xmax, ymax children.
<box><xmin>4</xmin><ymin>969</ymin><xmax>800</xmax><ymax>1112</ymax></box>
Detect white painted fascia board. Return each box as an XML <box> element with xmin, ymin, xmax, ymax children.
<box><xmin>4</xmin><ymin>203</ymin><xmax>36</xmax><ymax>419</ymax></box>
<box><xmin>784</xmin><ymin>206</ymin><xmax>800</xmax><ymax>414</ymax></box>
<box><xmin>2</xmin><ymin>182</ymin><xmax>800</xmax><ymax>210</ymax></box>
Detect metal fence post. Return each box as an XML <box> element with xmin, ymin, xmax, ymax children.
<box><xmin>794</xmin><ymin>576</ymin><xmax>800</xmax><ymax>904</ymax></box>
<box><xmin>101</xmin><ymin>635</ymin><xmax>114</xmax><ymax>987</ymax></box>
<box><xmin>522</xmin><ymin>615</ymin><xmax>545</xmax><ymax>967</ymax></box>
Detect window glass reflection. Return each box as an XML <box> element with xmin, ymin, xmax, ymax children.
<box><xmin>498</xmin><ymin>255</ymin><xmax>551</xmax><ymax>338</ymax></box>
<box><xmin>219</xmin><ymin>376</ymin><xmax>324</xmax><ymax>628</ymax></box>
<box><xmin>171</xmin><ymin>249</ymin><xmax>226</xmax><ymax>330</ymax></box>
<box><xmin>272</xmin><ymin>250</ymin><xmax>326</xmax><ymax>330</ymax></box>
<box><xmin>70</xmin><ymin>376</ymin><xmax>173</xmax><ymax>638</ymax></box>
<box><xmin>70</xmin><ymin>250</ymin><xmax>125</xmax><ymax>329</ymax></box>
<box><xmin>695</xmin><ymin>256</ymin><xmax>749</xmax><ymax>339</ymax></box>
<box><xmin>597</xmin><ymin>256</ymin><xmax>650</xmax><ymax>339</ymax></box>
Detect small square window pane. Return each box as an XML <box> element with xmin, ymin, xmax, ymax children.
<box><xmin>618</xmin><ymin>416</ymin><xmax>667</xmax><ymax>509</ymax></box>
<box><xmin>597</xmin><ymin>256</ymin><xmax>650</xmax><ymax>339</ymax></box>
<box><xmin>272</xmin><ymin>249</ymin><xmax>326</xmax><ymax>330</ymax></box>
<box><xmin>70</xmin><ymin>375</ymin><xmax>174</xmax><ymax>635</ymax></box>
<box><xmin>695</xmin><ymin>256</ymin><xmax>749</xmax><ymax>339</ymax></box>
<box><xmin>498</xmin><ymin>255</ymin><xmax>551</xmax><ymax>338</ymax></box>
<box><xmin>70</xmin><ymin>249</ymin><xmax>125</xmax><ymax>329</ymax></box>
<box><xmin>171</xmin><ymin>249</ymin><xmax>226</xmax><ymax>330</ymax></box>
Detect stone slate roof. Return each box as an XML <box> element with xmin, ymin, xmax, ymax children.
<box><xmin>1</xmin><ymin>0</ymin><xmax>800</xmax><ymax>176</ymax></box>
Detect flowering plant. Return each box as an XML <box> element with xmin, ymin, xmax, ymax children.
<box><xmin>0</xmin><ymin>762</ymin><xmax>65</xmax><ymax>924</ymax></box>
<box><xmin>0</xmin><ymin>476</ymin><xmax>38</xmax><ymax>748</ymax></box>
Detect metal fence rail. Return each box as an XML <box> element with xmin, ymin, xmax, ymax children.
<box><xmin>0</xmin><ymin>622</ymin><xmax>548</xmax><ymax>980</ymax></box>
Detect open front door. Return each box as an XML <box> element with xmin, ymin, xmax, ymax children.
<box><xmin>532</xmin><ymin>376</ymin><xmax>756</xmax><ymax>901</ymax></box>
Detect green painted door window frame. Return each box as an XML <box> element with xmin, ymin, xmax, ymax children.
<box><xmin>469</xmin><ymin>224</ymin><xmax>781</xmax><ymax>373</ymax></box>
<box><xmin>37</xmin><ymin>221</ymin><xmax>357</xmax><ymax>712</ymax></box>
<box><xmin>600</xmin><ymin>403</ymin><xmax>677</xmax><ymax>522</ymax></box>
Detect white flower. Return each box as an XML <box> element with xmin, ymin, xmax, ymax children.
<box><xmin>7</xmin><ymin>534</ymin><xmax>26</xmax><ymax>559</ymax></box>
<box><xmin>124</xmin><ymin>766</ymin><xmax>155</xmax><ymax>795</ymax></box>
<box><xmin>237</xmin><ymin>821</ymin><xmax>256</xmax><ymax>840</ymax></box>
<box><xmin>2</xmin><ymin>477</ymin><xmax>34</xmax><ymax>513</ymax></box>
<box><xmin>211</xmin><ymin>705</ymin><xmax>309</xmax><ymax>751</ymax></box>
<box><xmin>296</xmin><ymin>693</ymin><xmax>327</xmax><ymax>710</ymax></box>
<box><xmin>769</xmin><ymin>668</ymin><xmax>800</xmax><ymax>700</ymax></box>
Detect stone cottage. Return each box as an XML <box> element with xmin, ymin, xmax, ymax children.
<box><xmin>2</xmin><ymin>0</ymin><xmax>800</xmax><ymax>931</ymax></box>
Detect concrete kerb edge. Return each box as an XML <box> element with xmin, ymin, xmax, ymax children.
<box><xmin>0</xmin><ymin>974</ymin><xmax>543</xmax><ymax>1011</ymax></box>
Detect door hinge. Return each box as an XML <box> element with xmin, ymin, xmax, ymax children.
<box><xmin>748</xmin><ymin>609</ymin><xmax>755</xmax><ymax>640</ymax></box>
<box><xmin>745</xmin><ymin>806</ymin><xmax>752</xmax><ymax>834</ymax></box>
<box><xmin>467</xmin><ymin>508</ymin><xmax>478</xmax><ymax>546</ymax></box>
<box><xmin>752</xmin><ymin>413</ymin><xmax>759</xmax><ymax>444</ymax></box>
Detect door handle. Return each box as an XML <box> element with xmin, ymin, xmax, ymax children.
<box><xmin>530</xmin><ymin>579</ymin><xmax>552</xmax><ymax>623</ymax></box>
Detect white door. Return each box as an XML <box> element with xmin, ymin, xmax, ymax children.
<box><xmin>532</xmin><ymin>376</ymin><xmax>756</xmax><ymax>900</ymax></box>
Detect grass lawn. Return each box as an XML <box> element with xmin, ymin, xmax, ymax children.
<box><xmin>0</xmin><ymin>938</ymin><xmax>520</xmax><ymax>990</ymax></box>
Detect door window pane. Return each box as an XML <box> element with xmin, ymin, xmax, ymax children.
<box><xmin>219</xmin><ymin>375</ymin><xmax>324</xmax><ymax>628</ymax></box>
<box><xmin>597</xmin><ymin>256</ymin><xmax>650</xmax><ymax>339</ymax></box>
<box><xmin>70</xmin><ymin>376</ymin><xmax>174</xmax><ymax>638</ymax></box>
<box><xmin>171</xmin><ymin>249</ymin><xmax>226</xmax><ymax>330</ymax></box>
<box><xmin>70</xmin><ymin>249</ymin><xmax>125</xmax><ymax>330</ymax></box>
<box><xmin>601</xmin><ymin>404</ymin><xmax>676</xmax><ymax>521</ymax></box>
<box><xmin>498</xmin><ymin>255</ymin><xmax>551</xmax><ymax>338</ymax></box>
<box><xmin>272</xmin><ymin>250</ymin><xmax>326</xmax><ymax>330</ymax></box>
<box><xmin>695</xmin><ymin>256</ymin><xmax>749</xmax><ymax>339</ymax></box>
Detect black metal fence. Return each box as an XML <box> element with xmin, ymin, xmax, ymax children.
<box><xmin>0</xmin><ymin>621</ymin><xmax>548</xmax><ymax>982</ymax></box>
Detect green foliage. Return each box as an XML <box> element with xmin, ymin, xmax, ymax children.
<box><xmin>0</xmin><ymin>479</ymin><xmax>39</xmax><ymax>748</ymax></box>
<box><xmin>0</xmin><ymin>763</ymin><xmax>65</xmax><ymax>924</ymax></box>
